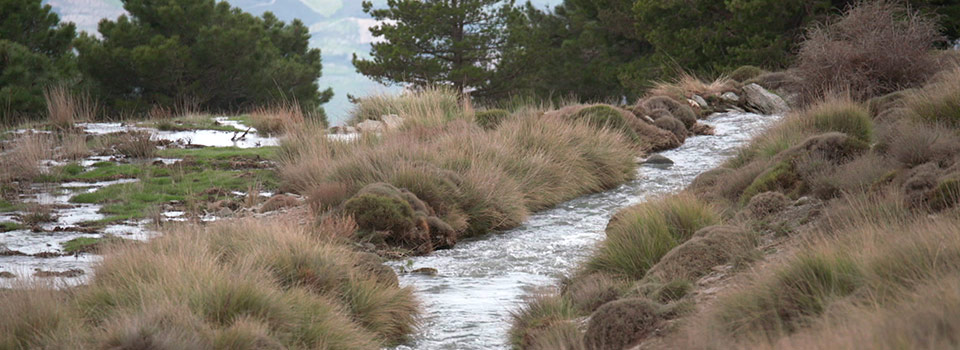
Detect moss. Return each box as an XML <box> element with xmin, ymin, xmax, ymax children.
<box><xmin>728</xmin><ymin>65</ymin><xmax>768</xmax><ymax>83</ymax></box>
<box><xmin>61</xmin><ymin>163</ymin><xmax>83</xmax><ymax>176</ymax></box>
<box><xmin>475</xmin><ymin>109</ymin><xmax>510</xmax><ymax>130</ymax></box>
<box><xmin>0</xmin><ymin>221</ymin><xmax>23</xmax><ymax>232</ymax></box>
<box><xmin>740</xmin><ymin>161</ymin><xmax>801</xmax><ymax>205</ymax></box>
<box><xmin>570</xmin><ymin>105</ymin><xmax>641</xmax><ymax>143</ymax></box>
<box><xmin>343</xmin><ymin>193</ymin><xmax>416</xmax><ymax>234</ymax></box>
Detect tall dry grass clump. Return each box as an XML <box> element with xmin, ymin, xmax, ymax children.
<box><xmin>795</xmin><ymin>0</ymin><xmax>942</xmax><ymax>102</ymax></box>
<box><xmin>248</xmin><ymin>102</ymin><xmax>306</xmax><ymax>135</ymax></box>
<box><xmin>647</xmin><ymin>73</ymin><xmax>736</xmax><ymax>101</ymax></box>
<box><xmin>282</xmin><ymin>103</ymin><xmax>637</xmax><ymax>252</ymax></box>
<box><xmin>347</xmin><ymin>86</ymin><xmax>468</xmax><ymax>128</ymax></box>
<box><xmin>0</xmin><ymin>133</ymin><xmax>55</xmax><ymax>182</ymax></box>
<box><xmin>0</xmin><ymin>218</ymin><xmax>418</xmax><ymax>349</ymax></box>
<box><xmin>44</xmin><ymin>85</ymin><xmax>98</xmax><ymax>130</ymax></box>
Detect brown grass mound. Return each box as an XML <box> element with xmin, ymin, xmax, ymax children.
<box><xmin>641</xmin><ymin>96</ymin><xmax>697</xmax><ymax>128</ymax></box>
<box><xmin>654</xmin><ymin>116</ymin><xmax>687</xmax><ymax>142</ymax></box>
<box><xmin>583</xmin><ymin>298</ymin><xmax>662</xmax><ymax>350</ymax></box>
<box><xmin>562</xmin><ymin>273</ymin><xmax>625</xmax><ymax>313</ymax></box>
<box><xmin>742</xmin><ymin>191</ymin><xmax>790</xmax><ymax>220</ymax></box>
<box><xmin>647</xmin><ymin>225</ymin><xmax>756</xmax><ymax>282</ymax></box>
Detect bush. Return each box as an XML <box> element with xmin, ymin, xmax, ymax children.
<box><xmin>509</xmin><ymin>294</ymin><xmax>579</xmax><ymax>349</ymax></box>
<box><xmin>646</xmin><ymin>225</ymin><xmax>756</xmax><ymax>282</ymax></box>
<box><xmin>475</xmin><ymin>109</ymin><xmax>511</xmax><ymax>129</ymax></box>
<box><xmin>562</xmin><ymin>273</ymin><xmax>626</xmax><ymax>313</ymax></box>
<box><xmin>795</xmin><ymin>0</ymin><xmax>942</xmax><ymax>102</ymax></box>
<box><xmin>642</xmin><ymin>96</ymin><xmax>696</xmax><ymax>128</ymax></box>
<box><xmin>587</xmin><ymin>195</ymin><xmax>720</xmax><ymax>279</ymax></box>
<box><xmin>343</xmin><ymin>193</ymin><xmax>416</xmax><ymax>234</ymax></box>
<box><xmin>717</xmin><ymin>252</ymin><xmax>863</xmax><ymax>337</ymax></box>
<box><xmin>583</xmin><ymin>298</ymin><xmax>662</xmax><ymax>350</ymax></box>
<box><xmin>728</xmin><ymin>65</ymin><xmax>768</xmax><ymax>83</ymax></box>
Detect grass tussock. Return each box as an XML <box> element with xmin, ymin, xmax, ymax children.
<box><xmin>586</xmin><ymin>195</ymin><xmax>720</xmax><ymax>280</ymax></box>
<box><xmin>0</xmin><ymin>218</ymin><xmax>418</xmax><ymax>349</ymax></box>
<box><xmin>903</xmin><ymin>67</ymin><xmax>960</xmax><ymax>127</ymax></box>
<box><xmin>248</xmin><ymin>103</ymin><xmax>306</xmax><ymax>135</ymax></box>
<box><xmin>44</xmin><ymin>85</ymin><xmax>98</xmax><ymax>130</ymax></box>
<box><xmin>281</xmin><ymin>107</ymin><xmax>637</xmax><ymax>250</ymax></box>
<box><xmin>348</xmin><ymin>86</ymin><xmax>467</xmax><ymax>129</ymax></box>
<box><xmin>509</xmin><ymin>294</ymin><xmax>579</xmax><ymax>349</ymax></box>
<box><xmin>647</xmin><ymin>73</ymin><xmax>737</xmax><ymax>101</ymax></box>
<box><xmin>0</xmin><ymin>133</ymin><xmax>55</xmax><ymax>182</ymax></box>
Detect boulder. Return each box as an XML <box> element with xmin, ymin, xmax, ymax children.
<box><xmin>356</xmin><ymin>119</ymin><xmax>385</xmax><ymax>133</ymax></box>
<box><xmin>721</xmin><ymin>92</ymin><xmax>740</xmax><ymax>103</ymax></box>
<box><xmin>691</xmin><ymin>95</ymin><xmax>709</xmax><ymax>109</ymax></box>
<box><xmin>742</xmin><ymin>83</ymin><xmax>790</xmax><ymax>115</ymax></box>
<box><xmin>259</xmin><ymin>194</ymin><xmax>301</xmax><ymax>213</ymax></box>
<box><xmin>381</xmin><ymin>114</ymin><xmax>404</xmax><ymax>130</ymax></box>
<box><xmin>643</xmin><ymin>154</ymin><xmax>674</xmax><ymax>165</ymax></box>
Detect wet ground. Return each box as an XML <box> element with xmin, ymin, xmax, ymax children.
<box><xmin>388</xmin><ymin>112</ymin><xmax>781</xmax><ymax>349</ymax></box>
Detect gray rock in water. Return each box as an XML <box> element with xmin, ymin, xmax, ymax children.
<box><xmin>721</xmin><ymin>92</ymin><xmax>740</xmax><ymax>103</ymax></box>
<box><xmin>742</xmin><ymin>84</ymin><xmax>790</xmax><ymax>115</ymax></box>
<box><xmin>643</xmin><ymin>154</ymin><xmax>674</xmax><ymax>165</ymax></box>
<box><xmin>411</xmin><ymin>267</ymin><xmax>438</xmax><ymax>276</ymax></box>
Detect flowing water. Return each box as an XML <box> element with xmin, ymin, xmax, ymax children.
<box><xmin>388</xmin><ymin>111</ymin><xmax>779</xmax><ymax>350</ymax></box>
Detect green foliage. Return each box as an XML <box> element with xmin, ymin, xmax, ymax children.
<box><xmin>343</xmin><ymin>193</ymin><xmax>416</xmax><ymax>234</ymax></box>
<box><xmin>0</xmin><ymin>0</ymin><xmax>77</xmax><ymax>120</ymax></box>
<box><xmin>354</xmin><ymin>0</ymin><xmax>510</xmax><ymax>95</ymax></box>
<box><xmin>75</xmin><ymin>0</ymin><xmax>332</xmax><ymax>116</ymax></box>
<box><xmin>810</xmin><ymin>102</ymin><xmax>873</xmax><ymax>143</ymax></box>
<box><xmin>0</xmin><ymin>221</ymin><xmax>23</xmax><ymax>232</ymax></box>
<box><xmin>728</xmin><ymin>65</ymin><xmax>768</xmax><ymax>82</ymax></box>
<box><xmin>475</xmin><ymin>109</ymin><xmax>511</xmax><ymax>130</ymax></box>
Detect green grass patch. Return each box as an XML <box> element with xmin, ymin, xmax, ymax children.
<box><xmin>0</xmin><ymin>221</ymin><xmax>23</xmax><ymax>232</ymax></box>
<box><xmin>0</xmin><ymin>199</ymin><xmax>16</xmax><ymax>213</ymax></box>
<box><xmin>157</xmin><ymin>146</ymin><xmax>277</xmax><ymax>162</ymax></box>
<box><xmin>61</xmin><ymin>235</ymin><xmax>127</xmax><ymax>253</ymax></box>
<box><xmin>70</xmin><ymin>168</ymin><xmax>278</xmax><ymax>221</ymax></box>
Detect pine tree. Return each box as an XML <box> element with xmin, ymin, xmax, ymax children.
<box><xmin>353</xmin><ymin>0</ymin><xmax>512</xmax><ymax>96</ymax></box>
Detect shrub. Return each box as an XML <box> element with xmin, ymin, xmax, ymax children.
<box><xmin>587</xmin><ymin>195</ymin><xmax>720</xmax><ymax>279</ymax></box>
<box><xmin>342</xmin><ymin>193</ymin><xmax>416</xmax><ymax>235</ymax></box>
<box><xmin>583</xmin><ymin>298</ymin><xmax>662</xmax><ymax>350</ymax></box>
<box><xmin>904</xmin><ymin>67</ymin><xmax>960</xmax><ymax>127</ymax></box>
<box><xmin>809</xmin><ymin>98</ymin><xmax>873</xmax><ymax>142</ymax></box>
<box><xmin>728</xmin><ymin>65</ymin><xmax>768</xmax><ymax>83</ymax></box>
<box><xmin>795</xmin><ymin>0</ymin><xmax>942</xmax><ymax>102</ymax></box>
<box><xmin>475</xmin><ymin>109</ymin><xmax>511</xmax><ymax>129</ymax></box>
<box><xmin>646</xmin><ymin>225</ymin><xmax>756</xmax><ymax>282</ymax></box>
<box><xmin>571</xmin><ymin>105</ymin><xmax>640</xmax><ymax>143</ymax></box>
<box><xmin>642</xmin><ymin>96</ymin><xmax>696</xmax><ymax>128</ymax></box>
<box><xmin>742</xmin><ymin>191</ymin><xmax>789</xmax><ymax>219</ymax></box>
<box><xmin>717</xmin><ymin>252</ymin><xmax>863</xmax><ymax>337</ymax></box>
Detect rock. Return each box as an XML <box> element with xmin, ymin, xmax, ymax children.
<box><xmin>329</xmin><ymin>126</ymin><xmax>344</xmax><ymax>134</ymax></box>
<box><xmin>356</xmin><ymin>119</ymin><xmax>385</xmax><ymax>133</ymax></box>
<box><xmin>690</xmin><ymin>122</ymin><xmax>715</xmax><ymax>136</ymax></box>
<box><xmin>345</xmin><ymin>126</ymin><xmax>357</xmax><ymax>134</ymax></box>
<box><xmin>217</xmin><ymin>207</ymin><xmax>233</xmax><ymax>217</ymax></box>
<box><xmin>742</xmin><ymin>83</ymin><xmax>790</xmax><ymax>115</ymax></box>
<box><xmin>381</xmin><ymin>114</ymin><xmax>404</xmax><ymax>130</ymax></box>
<box><xmin>691</xmin><ymin>95</ymin><xmax>709</xmax><ymax>109</ymax></box>
<box><xmin>720</xmin><ymin>92</ymin><xmax>740</xmax><ymax>103</ymax></box>
<box><xmin>258</xmin><ymin>194</ymin><xmax>300</xmax><ymax>213</ymax></box>
<box><xmin>0</xmin><ymin>271</ymin><xmax>15</xmax><ymax>278</ymax></box>
<box><xmin>411</xmin><ymin>267</ymin><xmax>438</xmax><ymax>276</ymax></box>
<box><xmin>643</xmin><ymin>154</ymin><xmax>674</xmax><ymax>165</ymax></box>
<box><xmin>33</xmin><ymin>268</ymin><xmax>84</xmax><ymax>278</ymax></box>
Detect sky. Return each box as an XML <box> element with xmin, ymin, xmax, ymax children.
<box><xmin>45</xmin><ymin>0</ymin><xmax>562</xmax><ymax>125</ymax></box>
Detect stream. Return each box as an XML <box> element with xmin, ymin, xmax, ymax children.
<box><xmin>388</xmin><ymin>111</ymin><xmax>779</xmax><ymax>349</ymax></box>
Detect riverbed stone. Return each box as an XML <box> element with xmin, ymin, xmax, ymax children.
<box><xmin>691</xmin><ymin>95</ymin><xmax>708</xmax><ymax>109</ymax></box>
<box><xmin>356</xmin><ymin>119</ymin><xmax>385</xmax><ymax>133</ymax></box>
<box><xmin>643</xmin><ymin>154</ymin><xmax>674</xmax><ymax>165</ymax></box>
<box><xmin>742</xmin><ymin>83</ymin><xmax>790</xmax><ymax>115</ymax></box>
<box><xmin>411</xmin><ymin>267</ymin><xmax>438</xmax><ymax>276</ymax></box>
<box><xmin>721</xmin><ymin>92</ymin><xmax>740</xmax><ymax>103</ymax></box>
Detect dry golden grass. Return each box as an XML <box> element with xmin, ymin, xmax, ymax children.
<box><xmin>347</xmin><ymin>86</ymin><xmax>471</xmax><ymax>129</ymax></box>
<box><xmin>0</xmin><ymin>133</ymin><xmax>55</xmax><ymax>182</ymax></box>
<box><xmin>44</xmin><ymin>85</ymin><xmax>97</xmax><ymax>130</ymax></box>
<box><xmin>0</xmin><ymin>218</ymin><xmax>418</xmax><ymax>349</ymax></box>
<box><xmin>647</xmin><ymin>73</ymin><xmax>737</xmax><ymax>101</ymax></box>
<box><xmin>249</xmin><ymin>103</ymin><xmax>305</xmax><ymax>135</ymax></box>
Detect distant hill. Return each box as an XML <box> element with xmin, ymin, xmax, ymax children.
<box><xmin>44</xmin><ymin>0</ymin><xmax>560</xmax><ymax>124</ymax></box>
